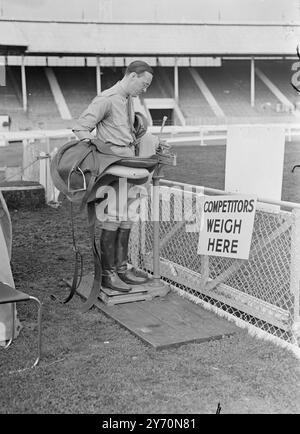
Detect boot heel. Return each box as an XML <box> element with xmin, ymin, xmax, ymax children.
<box><xmin>100</xmin><ymin>229</ymin><xmax>132</xmax><ymax>293</ymax></box>
<box><xmin>116</xmin><ymin>228</ymin><xmax>149</xmax><ymax>285</ymax></box>
<box><xmin>102</xmin><ymin>270</ymin><xmax>131</xmax><ymax>292</ymax></box>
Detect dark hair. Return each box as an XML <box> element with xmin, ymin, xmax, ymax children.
<box><xmin>125</xmin><ymin>61</ymin><xmax>153</xmax><ymax>76</ymax></box>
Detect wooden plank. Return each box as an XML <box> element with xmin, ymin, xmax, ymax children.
<box><xmin>98</xmin><ymin>300</ymin><xmax>186</xmax><ymax>348</ymax></box>
<box><xmin>95</xmin><ymin>293</ymin><xmax>239</xmax><ymax>349</ymax></box>
<box><xmin>137</xmin><ymin>294</ymin><xmax>238</xmax><ymax>337</ymax></box>
<box><xmin>76</xmin><ymin>276</ymin><xmax>239</xmax><ymax>349</ymax></box>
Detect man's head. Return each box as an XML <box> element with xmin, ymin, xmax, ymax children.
<box><xmin>121</xmin><ymin>61</ymin><xmax>153</xmax><ymax>97</ymax></box>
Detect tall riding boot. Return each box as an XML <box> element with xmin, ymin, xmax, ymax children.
<box><xmin>116</xmin><ymin>227</ymin><xmax>149</xmax><ymax>285</ymax></box>
<box><xmin>100</xmin><ymin>229</ymin><xmax>132</xmax><ymax>292</ymax></box>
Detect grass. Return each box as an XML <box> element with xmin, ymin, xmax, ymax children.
<box><xmin>0</xmin><ymin>142</ymin><xmax>300</xmax><ymax>414</ymax></box>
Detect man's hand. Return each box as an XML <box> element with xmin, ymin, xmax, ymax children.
<box><xmin>156</xmin><ymin>139</ymin><xmax>172</xmax><ymax>153</ymax></box>
<box><xmin>156</xmin><ymin>140</ymin><xmax>176</xmax><ymax>166</ymax></box>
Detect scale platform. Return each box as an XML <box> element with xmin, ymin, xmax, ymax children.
<box><xmin>74</xmin><ymin>273</ymin><xmax>169</xmax><ymax>306</ymax></box>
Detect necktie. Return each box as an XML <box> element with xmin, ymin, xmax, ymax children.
<box><xmin>127</xmin><ymin>96</ymin><xmax>136</xmax><ymax>143</ymax></box>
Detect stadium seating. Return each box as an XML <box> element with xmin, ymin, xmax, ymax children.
<box><xmin>55</xmin><ymin>66</ymin><xmax>99</xmax><ymax>118</ymax></box>
<box><xmin>199</xmin><ymin>61</ymin><xmax>274</xmax><ymax>118</ymax></box>
<box><xmin>257</xmin><ymin>60</ymin><xmax>300</xmax><ymax>110</ymax></box>
<box><xmin>0</xmin><ymin>62</ymin><xmax>298</xmax><ymax>130</ymax></box>
<box><xmin>0</xmin><ymin>67</ymin><xmax>32</xmax><ymax>131</ymax></box>
<box><xmin>179</xmin><ymin>67</ymin><xmax>216</xmax><ymax>122</ymax></box>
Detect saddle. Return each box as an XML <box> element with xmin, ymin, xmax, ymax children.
<box><xmin>50</xmin><ymin>137</ymin><xmax>164</xmax><ymax>312</ymax></box>
<box><xmin>50</xmin><ymin>138</ymin><xmax>159</xmax><ymax>212</ymax></box>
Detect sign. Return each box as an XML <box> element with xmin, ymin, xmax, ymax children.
<box><xmin>225</xmin><ymin>125</ymin><xmax>284</xmax><ymax>212</ymax></box>
<box><xmin>197</xmin><ymin>195</ymin><xmax>257</xmax><ymax>260</ymax></box>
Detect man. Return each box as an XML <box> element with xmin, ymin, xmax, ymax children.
<box><xmin>72</xmin><ymin>61</ymin><xmax>158</xmax><ymax>293</ymax></box>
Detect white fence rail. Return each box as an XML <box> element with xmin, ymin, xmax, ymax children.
<box><xmin>1</xmin><ymin>122</ymin><xmax>300</xmax><ymax>147</ymax></box>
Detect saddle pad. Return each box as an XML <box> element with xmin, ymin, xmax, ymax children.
<box><xmin>118</xmin><ymin>157</ymin><xmax>157</xmax><ymax>169</ymax></box>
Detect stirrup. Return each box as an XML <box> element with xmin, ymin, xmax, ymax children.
<box><xmin>67</xmin><ymin>167</ymin><xmax>87</xmax><ymax>193</ymax></box>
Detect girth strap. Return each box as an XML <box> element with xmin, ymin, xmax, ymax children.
<box><xmin>50</xmin><ymin>202</ymin><xmax>83</xmax><ymax>304</ymax></box>
<box><xmin>79</xmin><ymin>201</ymin><xmax>102</xmax><ymax>313</ymax></box>
<box><xmin>51</xmin><ymin>201</ymin><xmax>102</xmax><ymax>311</ymax></box>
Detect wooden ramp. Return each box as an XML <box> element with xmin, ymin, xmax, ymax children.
<box><xmin>76</xmin><ymin>275</ymin><xmax>239</xmax><ymax>349</ymax></box>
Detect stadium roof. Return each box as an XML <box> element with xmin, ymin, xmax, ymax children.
<box><xmin>0</xmin><ymin>21</ymin><xmax>28</xmax><ymax>53</ymax></box>
<box><xmin>0</xmin><ymin>20</ymin><xmax>299</xmax><ymax>57</ymax></box>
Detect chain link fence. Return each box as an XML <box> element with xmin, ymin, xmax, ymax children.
<box><xmin>129</xmin><ymin>181</ymin><xmax>300</xmax><ymax>354</ymax></box>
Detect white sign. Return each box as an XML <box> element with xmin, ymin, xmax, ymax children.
<box><xmin>197</xmin><ymin>195</ymin><xmax>257</xmax><ymax>260</ymax></box>
<box><xmin>225</xmin><ymin>125</ymin><xmax>285</xmax><ymax>208</ymax></box>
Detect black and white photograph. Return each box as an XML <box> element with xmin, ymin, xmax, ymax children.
<box><xmin>0</xmin><ymin>0</ymin><xmax>300</xmax><ymax>415</ymax></box>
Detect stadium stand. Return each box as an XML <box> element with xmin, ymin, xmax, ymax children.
<box><xmin>257</xmin><ymin>60</ymin><xmax>300</xmax><ymax>110</ymax></box>
<box><xmin>198</xmin><ymin>61</ymin><xmax>283</xmax><ymax>119</ymax></box>
<box><xmin>55</xmin><ymin>66</ymin><xmax>123</xmax><ymax>119</ymax></box>
<box><xmin>1</xmin><ymin>63</ymin><xmax>298</xmax><ymax>130</ymax></box>
<box><xmin>0</xmin><ymin>0</ymin><xmax>299</xmax><ymax>128</ymax></box>
<box><xmin>26</xmin><ymin>67</ymin><xmax>61</xmax><ymax>127</ymax></box>
<box><xmin>0</xmin><ymin>66</ymin><xmax>71</xmax><ymax>130</ymax></box>
<box><xmin>179</xmin><ymin>67</ymin><xmax>218</xmax><ymax>123</ymax></box>
<box><xmin>55</xmin><ymin>66</ymin><xmax>99</xmax><ymax>118</ymax></box>
<box><xmin>0</xmin><ymin>66</ymin><xmax>30</xmax><ymax>131</ymax></box>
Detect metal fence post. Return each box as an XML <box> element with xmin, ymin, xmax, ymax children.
<box><xmin>151</xmin><ymin>173</ymin><xmax>162</xmax><ymax>285</ymax></box>
<box><xmin>39</xmin><ymin>151</ymin><xmax>47</xmax><ymax>196</ymax></box>
<box><xmin>290</xmin><ymin>208</ymin><xmax>300</xmax><ymax>342</ymax></box>
<box><xmin>23</xmin><ymin>138</ymin><xmax>40</xmax><ymax>181</ymax></box>
<box><xmin>200</xmin><ymin>255</ymin><xmax>209</xmax><ymax>292</ymax></box>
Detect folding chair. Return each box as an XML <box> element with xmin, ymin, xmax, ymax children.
<box><xmin>0</xmin><ymin>282</ymin><xmax>42</xmax><ymax>368</ymax></box>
